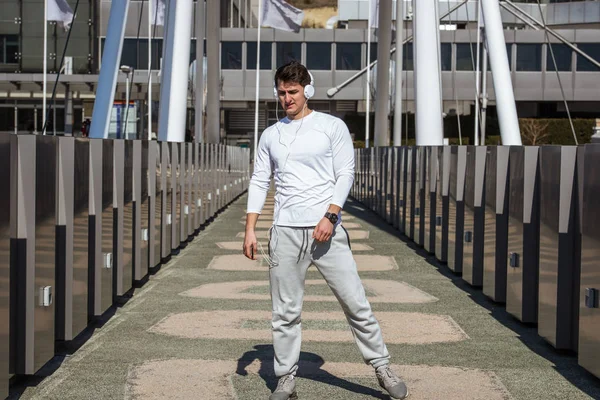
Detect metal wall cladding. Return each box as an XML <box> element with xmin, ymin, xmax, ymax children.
<box><xmin>114</xmin><ymin>140</ymin><xmax>134</xmax><ymax>297</ymax></box>
<box><xmin>100</xmin><ymin>140</ymin><xmax>114</xmax><ymax>315</ymax></box>
<box><xmin>391</xmin><ymin>148</ymin><xmax>400</xmax><ymax>230</ymax></box>
<box><xmin>398</xmin><ymin>147</ymin><xmax>407</xmax><ymax>233</ymax></box>
<box><xmin>55</xmin><ymin>138</ymin><xmax>89</xmax><ymax>343</ymax></box>
<box><xmin>132</xmin><ymin>140</ymin><xmax>149</xmax><ymax>282</ymax></box>
<box><xmin>180</xmin><ymin>143</ymin><xmax>189</xmax><ymax>244</ymax></box>
<box><xmin>34</xmin><ymin>136</ymin><xmax>57</xmax><ymax>374</ymax></box>
<box><xmin>483</xmin><ymin>146</ymin><xmax>510</xmax><ymax>303</ymax></box>
<box><xmin>198</xmin><ymin>143</ymin><xmax>206</xmax><ymax>226</ymax></box>
<box><xmin>161</xmin><ymin>142</ymin><xmax>172</xmax><ymax>259</ymax></box>
<box><xmin>448</xmin><ymin>146</ymin><xmax>467</xmax><ymax>274</ymax></box>
<box><xmin>170</xmin><ymin>142</ymin><xmax>180</xmax><ymax>251</ymax></box>
<box><xmin>538</xmin><ymin>146</ymin><xmax>580</xmax><ymax>351</ymax></box>
<box><xmin>580</xmin><ymin>144</ymin><xmax>600</xmax><ymax>378</ymax></box>
<box><xmin>435</xmin><ymin>146</ymin><xmax>451</xmax><ymax>263</ymax></box>
<box><xmin>147</xmin><ymin>142</ymin><xmax>161</xmax><ymax>269</ymax></box>
<box><xmin>414</xmin><ymin>147</ymin><xmax>426</xmax><ymax>246</ymax></box>
<box><xmin>462</xmin><ymin>146</ymin><xmax>487</xmax><ymax>287</ymax></box>
<box><xmin>506</xmin><ymin>146</ymin><xmax>540</xmax><ymax>324</ymax></box>
<box><xmin>405</xmin><ymin>147</ymin><xmax>416</xmax><ymax>240</ymax></box>
<box><xmin>192</xmin><ymin>143</ymin><xmax>200</xmax><ymax>232</ymax></box>
<box><xmin>72</xmin><ymin>139</ymin><xmax>90</xmax><ymax>339</ymax></box>
<box><xmin>0</xmin><ymin>134</ymin><xmax>8</xmax><ymax>397</ymax></box>
<box><xmin>424</xmin><ymin>147</ymin><xmax>438</xmax><ymax>254</ymax></box>
<box><xmin>10</xmin><ymin>135</ymin><xmax>57</xmax><ymax>375</ymax></box>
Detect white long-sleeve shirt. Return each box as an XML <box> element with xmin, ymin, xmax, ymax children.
<box><xmin>247</xmin><ymin>111</ymin><xmax>355</xmax><ymax>227</ymax></box>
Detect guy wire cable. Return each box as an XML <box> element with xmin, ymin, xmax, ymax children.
<box><xmin>41</xmin><ymin>0</ymin><xmax>82</xmax><ymax>136</ymax></box>
<box><xmin>535</xmin><ymin>0</ymin><xmax>578</xmax><ymax>145</ymax></box>
<box><xmin>123</xmin><ymin>0</ymin><xmax>147</xmax><ymax>140</ymax></box>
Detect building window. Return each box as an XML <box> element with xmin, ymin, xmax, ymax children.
<box><xmin>504</xmin><ymin>43</ymin><xmax>513</xmax><ymax>70</ymax></box>
<box><xmin>120</xmin><ymin>39</ymin><xmax>139</xmax><ymax>71</ymax></box>
<box><xmin>0</xmin><ymin>35</ymin><xmax>18</xmax><ymax>64</ymax></box>
<box><xmin>456</xmin><ymin>43</ymin><xmax>480</xmax><ymax>71</ymax></box>
<box><xmin>576</xmin><ymin>43</ymin><xmax>600</xmax><ymax>72</ymax></box>
<box><xmin>369</xmin><ymin>43</ymin><xmax>377</xmax><ymax>63</ymax></box>
<box><xmin>138</xmin><ymin>39</ymin><xmax>163</xmax><ymax>70</ymax></box>
<box><xmin>403</xmin><ymin>43</ymin><xmax>413</xmax><ymax>71</ymax></box>
<box><xmin>276</xmin><ymin>42</ymin><xmax>301</xmax><ymax>67</ymax></box>
<box><xmin>306</xmin><ymin>42</ymin><xmax>331</xmax><ymax>70</ymax></box>
<box><xmin>247</xmin><ymin>42</ymin><xmax>272</xmax><ymax>70</ymax></box>
<box><xmin>516</xmin><ymin>44</ymin><xmax>542</xmax><ymax>71</ymax></box>
<box><xmin>546</xmin><ymin>43</ymin><xmax>572</xmax><ymax>71</ymax></box>
<box><xmin>221</xmin><ymin>41</ymin><xmax>242</xmax><ymax>69</ymax></box>
<box><xmin>336</xmin><ymin>42</ymin><xmax>361</xmax><ymax>70</ymax></box>
<box><xmin>441</xmin><ymin>43</ymin><xmax>451</xmax><ymax>71</ymax></box>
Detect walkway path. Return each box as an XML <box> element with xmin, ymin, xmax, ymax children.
<box><xmin>12</xmin><ymin>195</ymin><xmax>600</xmax><ymax>399</ymax></box>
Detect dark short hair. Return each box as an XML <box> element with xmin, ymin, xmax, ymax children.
<box><xmin>274</xmin><ymin>61</ymin><xmax>311</xmax><ymax>88</ymax></box>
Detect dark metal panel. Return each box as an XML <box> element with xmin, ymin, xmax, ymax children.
<box><xmin>483</xmin><ymin>146</ymin><xmax>509</xmax><ymax>303</ymax></box>
<box><xmin>113</xmin><ymin>140</ymin><xmax>133</xmax><ymax>297</ymax></box>
<box><xmin>147</xmin><ymin>142</ymin><xmax>159</xmax><ymax>269</ymax></box>
<box><xmin>435</xmin><ymin>146</ymin><xmax>450</xmax><ymax>263</ymax></box>
<box><xmin>132</xmin><ymin>140</ymin><xmax>149</xmax><ymax>282</ymax></box>
<box><xmin>100</xmin><ymin>140</ymin><xmax>114</xmax><ymax>314</ymax></box>
<box><xmin>71</xmin><ymin>139</ymin><xmax>89</xmax><ymax>339</ymax></box>
<box><xmin>506</xmin><ymin>146</ymin><xmax>540</xmax><ymax>323</ymax></box>
<box><xmin>462</xmin><ymin>146</ymin><xmax>486</xmax><ymax>287</ymax></box>
<box><xmin>424</xmin><ymin>147</ymin><xmax>438</xmax><ymax>254</ymax></box>
<box><xmin>140</xmin><ymin>140</ymin><xmax>150</xmax><ymax>276</ymax></box>
<box><xmin>161</xmin><ymin>142</ymin><xmax>172</xmax><ymax>259</ymax></box>
<box><xmin>538</xmin><ymin>146</ymin><xmax>580</xmax><ymax>351</ymax></box>
<box><xmin>0</xmin><ymin>133</ymin><xmax>8</xmax><ymax>396</ymax></box>
<box><xmin>448</xmin><ymin>146</ymin><xmax>466</xmax><ymax>274</ymax></box>
<box><xmin>170</xmin><ymin>143</ymin><xmax>180</xmax><ymax>251</ymax></box>
<box><xmin>55</xmin><ymin>138</ymin><xmax>89</xmax><ymax>342</ymax></box>
<box><xmin>414</xmin><ymin>147</ymin><xmax>425</xmax><ymax>246</ymax></box>
<box><xmin>579</xmin><ymin>144</ymin><xmax>600</xmax><ymax>378</ymax></box>
<box><xmin>398</xmin><ymin>147</ymin><xmax>406</xmax><ymax>233</ymax></box>
<box><xmin>179</xmin><ymin>143</ymin><xmax>189</xmax><ymax>244</ymax></box>
<box><xmin>406</xmin><ymin>147</ymin><xmax>416</xmax><ymax>240</ymax></box>
<box><xmin>192</xmin><ymin>143</ymin><xmax>200</xmax><ymax>232</ymax></box>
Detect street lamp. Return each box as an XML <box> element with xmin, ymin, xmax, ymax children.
<box><xmin>120</xmin><ymin>65</ymin><xmax>133</xmax><ymax>139</ymax></box>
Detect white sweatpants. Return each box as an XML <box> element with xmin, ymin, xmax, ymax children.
<box><xmin>268</xmin><ymin>224</ymin><xmax>390</xmax><ymax>377</ymax></box>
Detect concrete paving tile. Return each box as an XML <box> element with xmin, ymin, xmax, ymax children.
<box><xmin>181</xmin><ymin>279</ymin><xmax>437</xmax><ymax>304</ymax></box>
<box><xmin>127</xmin><ymin>359</ymin><xmax>512</xmax><ymax>400</ymax></box>
<box><xmin>206</xmin><ymin>254</ymin><xmax>397</xmax><ymax>271</ymax></box>
<box><xmin>216</xmin><ymin>241</ymin><xmax>373</xmax><ymax>252</ymax></box>
<box><xmin>148</xmin><ymin>310</ymin><xmax>467</xmax><ymax>344</ymax></box>
<box><xmin>237</xmin><ymin>230</ymin><xmax>370</xmax><ymax>240</ymax></box>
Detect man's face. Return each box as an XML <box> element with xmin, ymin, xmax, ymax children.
<box><xmin>276</xmin><ymin>80</ymin><xmax>307</xmax><ymax>119</ymax></box>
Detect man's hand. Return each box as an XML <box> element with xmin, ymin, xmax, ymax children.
<box><xmin>243</xmin><ymin>230</ymin><xmax>258</xmax><ymax>260</ymax></box>
<box><xmin>313</xmin><ymin>218</ymin><xmax>334</xmax><ymax>242</ymax></box>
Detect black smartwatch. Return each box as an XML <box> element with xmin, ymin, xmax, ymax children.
<box><xmin>324</xmin><ymin>212</ymin><xmax>338</xmax><ymax>225</ymax></box>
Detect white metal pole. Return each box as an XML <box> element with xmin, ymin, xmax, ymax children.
<box><xmin>480</xmin><ymin>0</ymin><xmax>521</xmax><ymax>145</ymax></box>
<box><xmin>43</xmin><ymin>0</ymin><xmax>48</xmax><ymax>134</ymax></box>
<box><xmin>474</xmin><ymin>0</ymin><xmax>482</xmax><ymax>146</ymax></box>
<box><xmin>89</xmin><ymin>0</ymin><xmax>131</xmax><ymax>139</ymax></box>
<box><xmin>366</xmin><ymin>0</ymin><xmax>372</xmax><ymax>149</ymax></box>
<box><xmin>195</xmin><ymin>0</ymin><xmax>205</xmax><ymax>143</ymax></box>
<box><xmin>148</xmin><ymin>0</ymin><xmax>152</xmax><ymax>140</ymax></box>
<box><xmin>393</xmin><ymin>0</ymin><xmax>403</xmax><ymax>146</ymax></box>
<box><xmin>157</xmin><ymin>0</ymin><xmax>194</xmax><ymax>142</ymax></box>
<box><xmin>481</xmin><ymin>43</ymin><xmax>488</xmax><ymax>145</ymax></box>
<box><xmin>253</xmin><ymin>0</ymin><xmax>262</xmax><ymax>158</ymax></box>
<box><xmin>374</xmin><ymin>0</ymin><xmax>392</xmax><ymax>147</ymax></box>
<box><xmin>125</xmin><ymin>73</ymin><xmax>130</xmax><ymax>139</ymax></box>
<box><xmin>413</xmin><ymin>0</ymin><xmax>444</xmax><ymax>145</ymax></box>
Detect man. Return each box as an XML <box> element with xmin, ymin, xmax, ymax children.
<box><xmin>243</xmin><ymin>61</ymin><xmax>408</xmax><ymax>400</ymax></box>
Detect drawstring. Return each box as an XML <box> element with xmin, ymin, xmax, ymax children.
<box><xmin>264</xmin><ymin>226</ymin><xmax>312</xmax><ymax>268</ymax></box>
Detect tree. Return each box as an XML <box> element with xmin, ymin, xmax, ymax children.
<box><xmin>519</xmin><ymin>118</ymin><xmax>550</xmax><ymax>145</ymax></box>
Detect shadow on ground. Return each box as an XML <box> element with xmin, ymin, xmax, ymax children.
<box><xmin>343</xmin><ymin>197</ymin><xmax>600</xmax><ymax>399</ymax></box>
<box><xmin>237</xmin><ymin>344</ymin><xmax>389</xmax><ymax>399</ymax></box>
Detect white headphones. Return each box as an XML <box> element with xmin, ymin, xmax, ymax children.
<box><xmin>273</xmin><ymin>70</ymin><xmax>315</xmax><ymax>100</ymax></box>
